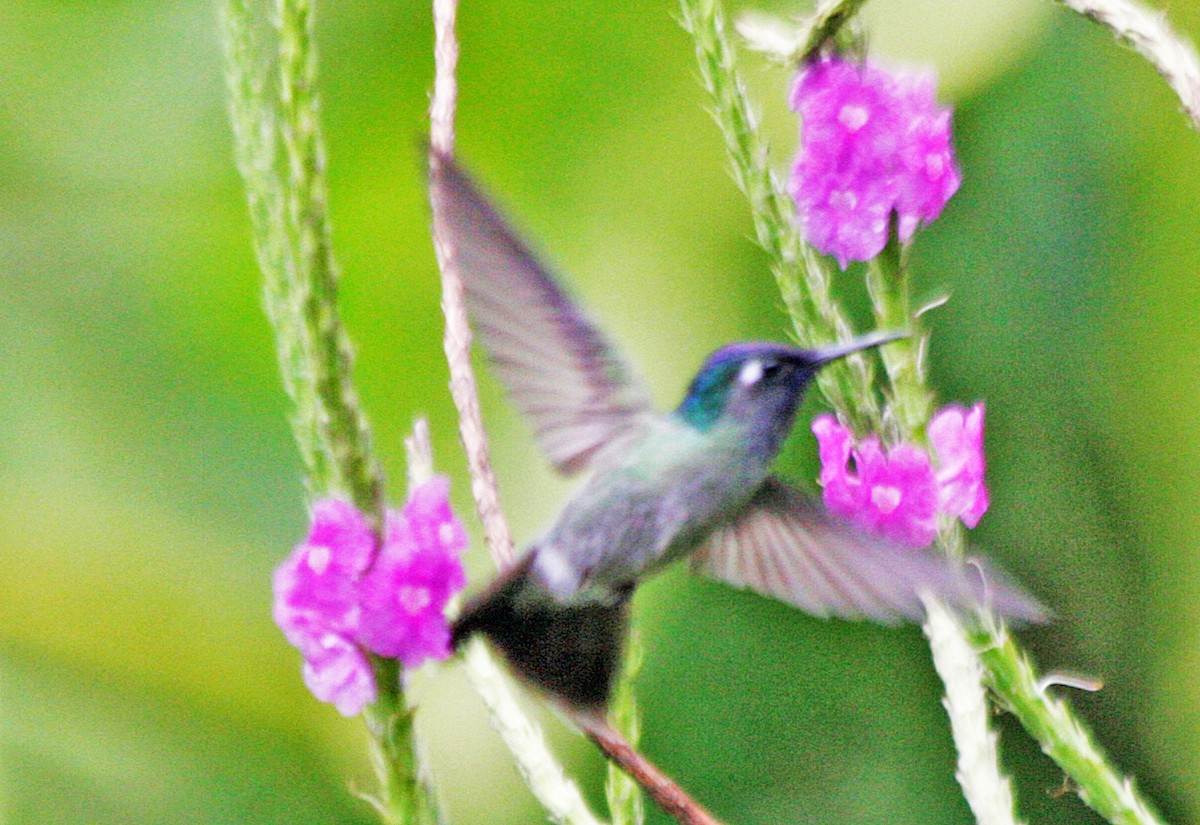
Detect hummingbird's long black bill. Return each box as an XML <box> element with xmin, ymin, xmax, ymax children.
<box><xmin>807</xmin><ymin>329</ymin><xmax>907</xmax><ymax>365</ymax></box>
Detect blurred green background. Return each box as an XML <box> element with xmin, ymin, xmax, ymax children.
<box><xmin>1</xmin><ymin>0</ymin><xmax>1198</xmax><ymax>823</ymax></box>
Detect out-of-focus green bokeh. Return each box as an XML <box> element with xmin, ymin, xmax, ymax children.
<box><xmin>1</xmin><ymin>0</ymin><xmax>1198</xmax><ymax>823</ymax></box>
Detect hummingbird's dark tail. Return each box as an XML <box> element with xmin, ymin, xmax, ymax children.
<box><xmin>451</xmin><ymin>555</ymin><xmax>632</xmax><ymax>711</ymax></box>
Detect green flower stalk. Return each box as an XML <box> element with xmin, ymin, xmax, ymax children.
<box><xmin>678</xmin><ymin>0</ymin><xmax>882</xmax><ymax>434</ymax></box>
<box><xmin>222</xmin><ymin>0</ymin><xmax>383</xmax><ymax>519</ymax></box>
<box><xmin>971</xmin><ymin>620</ymin><xmax>1166</xmax><ymax>825</ymax></box>
<box><xmin>219</xmin><ymin>1</ymin><xmax>438</xmax><ymax>822</ymax></box>
<box><xmin>678</xmin><ymin>0</ymin><xmax>1178</xmax><ymax>822</ymax></box>
<box><xmin>606</xmin><ymin>637</ymin><xmax>647</xmax><ymax>825</ymax></box>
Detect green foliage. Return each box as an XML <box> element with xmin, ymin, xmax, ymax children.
<box><xmin>221</xmin><ymin>0</ymin><xmax>384</xmax><ymax>517</ymax></box>
<box><xmin>0</xmin><ymin>1</ymin><xmax>1197</xmax><ymax>824</ymax></box>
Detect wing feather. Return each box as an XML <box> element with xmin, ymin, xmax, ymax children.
<box><xmin>430</xmin><ymin>153</ymin><xmax>654</xmax><ymax>474</ymax></box>
<box><xmin>692</xmin><ymin>478</ymin><xmax>1048</xmax><ymax>624</ymax></box>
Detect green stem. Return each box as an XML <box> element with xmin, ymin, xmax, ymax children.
<box><xmin>863</xmin><ymin>240</ymin><xmax>931</xmax><ymax>443</ymax></box>
<box><xmin>219</xmin><ymin>1</ymin><xmax>436</xmax><ymax>823</ymax></box>
<box><xmin>796</xmin><ymin>0</ymin><xmax>871</xmax><ymax>61</ymax></box>
<box><xmin>869</xmin><ymin>231</ymin><xmax>1165</xmax><ymax>825</ymax></box>
<box><xmin>275</xmin><ymin>0</ymin><xmax>385</xmax><ymax>520</ymax></box>
<box><xmin>222</xmin><ymin>0</ymin><xmax>384</xmax><ymax>521</ymax></box>
<box><xmin>870</xmin><ymin>231</ymin><xmax>1166</xmax><ymax>825</ymax></box>
<box><xmin>678</xmin><ymin>0</ymin><xmax>882</xmax><ymax>435</ymax></box>
<box><xmin>361</xmin><ymin>660</ymin><xmax>441</xmax><ymax>825</ymax></box>
<box><xmin>970</xmin><ymin>623</ymin><xmax>1167</xmax><ymax>825</ymax></box>
<box><xmin>867</xmin><ymin>235</ymin><xmax>1025</xmax><ymax>822</ymax></box>
<box><xmin>606</xmin><ymin>635</ymin><xmax>646</xmax><ymax>825</ymax></box>
<box><xmin>683</xmin><ymin>1</ymin><xmax>1170</xmax><ymax>822</ymax></box>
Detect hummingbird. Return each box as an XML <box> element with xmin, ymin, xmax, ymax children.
<box><xmin>429</xmin><ymin>151</ymin><xmax>1045</xmax><ymax>711</ymax></box>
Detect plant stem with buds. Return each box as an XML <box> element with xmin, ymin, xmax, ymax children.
<box><xmin>680</xmin><ymin>1</ymin><xmax>1171</xmax><ymax>822</ymax></box>
<box><xmin>220</xmin><ymin>1</ymin><xmax>436</xmax><ymax>822</ymax></box>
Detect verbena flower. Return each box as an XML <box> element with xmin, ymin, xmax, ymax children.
<box><xmin>813</xmin><ymin>415</ymin><xmax>939</xmax><ymax>546</ymax></box>
<box><xmin>273</xmin><ymin>479</ymin><xmax>468</xmax><ymax>716</ymax></box>
<box><xmin>789</xmin><ymin>56</ymin><xmax>961</xmax><ymax>268</ymax></box>
<box><xmin>357</xmin><ymin>478</ymin><xmax>468</xmax><ymax>668</ymax></box>
<box><xmin>928</xmin><ymin>403</ymin><xmax>989</xmax><ymax>528</ymax></box>
<box><xmin>273</xmin><ymin>499</ymin><xmax>375</xmax><ymax>713</ymax></box>
<box><xmin>297</xmin><ymin>622</ymin><xmax>377</xmax><ymax>717</ymax></box>
<box><xmin>813</xmin><ymin>404</ymin><xmax>989</xmax><ymax>547</ymax></box>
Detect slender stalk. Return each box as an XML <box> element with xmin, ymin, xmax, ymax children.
<box><xmin>275</xmin><ymin>0</ymin><xmax>386</xmax><ymax>519</ymax></box>
<box><xmin>924</xmin><ymin>598</ymin><xmax>1025</xmax><ymax>825</ymax></box>
<box><xmin>869</xmin><ymin>234</ymin><xmax>1167</xmax><ymax>825</ymax></box>
<box><xmin>736</xmin><ymin>0</ymin><xmax>867</xmax><ymax>67</ymax></box>
<box><xmin>863</xmin><ymin>244</ymin><xmax>932</xmax><ymax>442</ymax></box>
<box><xmin>222</xmin><ymin>0</ymin><xmax>384</xmax><ymax>522</ymax></box>
<box><xmin>864</xmin><ymin>235</ymin><xmax>1024</xmax><ymax>822</ymax></box>
<box><xmin>460</xmin><ymin>643</ymin><xmax>607</xmax><ymax>825</ymax></box>
<box><xmin>681</xmin><ymin>1</ymin><xmax>1172</xmax><ymax>823</ymax></box>
<box><xmin>855</xmin><ymin>51</ymin><xmax>1171</xmax><ymax>825</ymax></box>
<box><xmin>576</xmin><ymin>715</ymin><xmax>724</xmax><ymax>825</ymax></box>
<box><xmin>220</xmin><ymin>1</ymin><xmax>431</xmax><ymax>822</ymax></box>
<box><xmin>429</xmin><ymin>0</ymin><xmax>516</xmax><ymax>569</ymax></box>
<box><xmin>678</xmin><ymin>0</ymin><xmax>883</xmax><ymax>435</ymax></box>
<box><xmin>606</xmin><ymin>636</ymin><xmax>647</xmax><ymax>825</ymax></box>
<box><xmin>795</xmin><ymin>0</ymin><xmax>870</xmax><ymax>59</ymax></box>
<box><xmin>969</xmin><ymin>622</ymin><xmax>1167</xmax><ymax>825</ymax></box>
<box><xmin>424</xmin><ymin>3</ymin><xmax>628</xmax><ymax>824</ymax></box>
<box><xmin>360</xmin><ymin>658</ymin><xmax>440</xmax><ymax>825</ymax></box>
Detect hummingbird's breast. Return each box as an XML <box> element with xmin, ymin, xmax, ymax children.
<box><xmin>529</xmin><ymin>417</ymin><xmax>769</xmax><ymax>604</ymax></box>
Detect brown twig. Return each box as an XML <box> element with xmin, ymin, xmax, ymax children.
<box><xmin>430</xmin><ymin>4</ymin><xmax>726</xmax><ymax>824</ymax></box>
<box><xmin>574</xmin><ymin>713</ymin><xmax>726</xmax><ymax>825</ymax></box>
<box><xmin>428</xmin><ymin>0</ymin><xmax>516</xmax><ymax>569</ymax></box>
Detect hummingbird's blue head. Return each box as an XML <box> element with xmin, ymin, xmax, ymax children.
<box><xmin>676</xmin><ymin>331</ymin><xmax>904</xmax><ymax>436</ymax></box>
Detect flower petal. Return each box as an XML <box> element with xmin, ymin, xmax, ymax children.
<box><xmin>356</xmin><ymin>478</ymin><xmax>467</xmax><ymax>666</ymax></box>
<box><xmin>930</xmin><ymin>403</ymin><xmax>989</xmax><ymax>527</ymax></box>
<box><xmin>790</xmin><ymin>56</ymin><xmax>960</xmax><ymax>267</ymax></box>
<box><xmin>300</xmin><ymin>633</ymin><xmax>377</xmax><ymax>717</ymax></box>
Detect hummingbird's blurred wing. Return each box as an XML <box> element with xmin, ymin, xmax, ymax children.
<box><xmin>430</xmin><ymin>152</ymin><xmax>655</xmax><ymax>475</ymax></box>
<box><xmin>692</xmin><ymin>478</ymin><xmax>1047</xmax><ymax>624</ymax></box>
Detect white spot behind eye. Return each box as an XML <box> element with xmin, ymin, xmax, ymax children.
<box><xmin>738</xmin><ymin>359</ymin><xmax>764</xmax><ymax>386</ymax></box>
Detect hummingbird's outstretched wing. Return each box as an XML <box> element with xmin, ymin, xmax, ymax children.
<box><xmin>692</xmin><ymin>478</ymin><xmax>1047</xmax><ymax>624</ymax></box>
<box><xmin>430</xmin><ymin>152</ymin><xmax>656</xmax><ymax>475</ymax></box>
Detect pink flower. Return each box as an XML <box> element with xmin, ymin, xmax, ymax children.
<box><xmin>273</xmin><ymin>500</ymin><xmax>377</xmax><ymax>715</ymax></box>
<box><xmin>789</xmin><ymin>56</ymin><xmax>961</xmax><ymax>268</ymax></box>
<box><xmin>929</xmin><ymin>403</ymin><xmax>989</xmax><ymax>528</ymax></box>
<box><xmin>273</xmin><ymin>479</ymin><xmax>468</xmax><ymax>716</ymax></box>
<box><xmin>812</xmin><ymin>416</ymin><xmax>938</xmax><ymax>547</ymax></box>
<box><xmin>357</xmin><ymin>478</ymin><xmax>468</xmax><ymax>667</ymax></box>
<box><xmin>813</xmin><ymin>405</ymin><xmax>989</xmax><ymax>548</ymax></box>
<box><xmin>299</xmin><ymin>624</ymin><xmax>377</xmax><ymax>717</ymax></box>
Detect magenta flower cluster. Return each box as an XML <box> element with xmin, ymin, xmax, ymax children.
<box><xmin>789</xmin><ymin>56</ymin><xmax>961</xmax><ymax>268</ymax></box>
<box><xmin>813</xmin><ymin>404</ymin><xmax>989</xmax><ymax>548</ymax></box>
<box><xmin>273</xmin><ymin>478</ymin><xmax>467</xmax><ymax>716</ymax></box>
